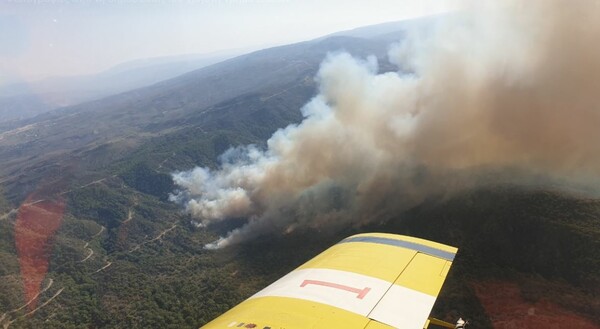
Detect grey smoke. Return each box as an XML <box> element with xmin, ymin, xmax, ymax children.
<box><xmin>171</xmin><ymin>0</ymin><xmax>600</xmax><ymax>248</ymax></box>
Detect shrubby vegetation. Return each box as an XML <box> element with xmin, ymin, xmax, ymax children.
<box><xmin>2</xmin><ymin>174</ymin><xmax>600</xmax><ymax>328</ymax></box>
<box><xmin>1</xmin><ymin>89</ymin><xmax>599</xmax><ymax>328</ymax></box>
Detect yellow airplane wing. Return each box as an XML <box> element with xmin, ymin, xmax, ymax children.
<box><xmin>201</xmin><ymin>233</ymin><xmax>458</xmax><ymax>329</ymax></box>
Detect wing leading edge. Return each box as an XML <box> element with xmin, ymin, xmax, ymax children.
<box><xmin>201</xmin><ymin>233</ymin><xmax>458</xmax><ymax>329</ymax></box>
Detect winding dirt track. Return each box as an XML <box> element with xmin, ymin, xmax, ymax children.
<box><xmin>0</xmin><ymin>209</ymin><xmax>16</xmax><ymax>221</ymax></box>
<box><xmin>92</xmin><ymin>226</ymin><xmax>105</xmax><ymax>238</ymax></box>
<box><xmin>1</xmin><ymin>193</ymin><xmax>109</xmax><ymax>326</ymax></box>
<box><xmin>58</xmin><ymin>175</ymin><xmax>117</xmax><ymax>197</ymax></box>
<box><xmin>129</xmin><ymin>224</ymin><xmax>177</xmax><ymax>253</ymax></box>
<box><xmin>157</xmin><ymin>152</ymin><xmax>176</xmax><ymax>170</ymax></box>
<box><xmin>21</xmin><ymin>288</ymin><xmax>64</xmax><ymax>318</ymax></box>
<box><xmin>9</xmin><ymin>175</ymin><xmax>118</xmax><ymax>210</ymax></box>
<box><xmin>80</xmin><ymin>247</ymin><xmax>94</xmax><ymax>263</ymax></box>
<box><xmin>94</xmin><ymin>261</ymin><xmax>112</xmax><ymax>274</ymax></box>
<box><xmin>92</xmin><ymin>195</ymin><xmax>140</xmax><ymax>272</ymax></box>
<box><xmin>0</xmin><ymin>279</ymin><xmax>53</xmax><ymax>318</ymax></box>
<box><xmin>0</xmin><ymin>279</ymin><xmax>63</xmax><ymax>329</ymax></box>
<box><xmin>1</xmin><ymin>174</ymin><xmax>180</xmax><ymax>326</ymax></box>
<box><xmin>123</xmin><ymin>209</ymin><xmax>133</xmax><ymax>224</ymax></box>
<box><xmin>79</xmin><ymin>225</ymin><xmax>105</xmax><ymax>263</ymax></box>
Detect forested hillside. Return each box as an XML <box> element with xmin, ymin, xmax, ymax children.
<box><xmin>1</xmin><ymin>17</ymin><xmax>599</xmax><ymax>329</ymax></box>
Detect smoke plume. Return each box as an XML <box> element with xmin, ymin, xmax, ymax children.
<box><xmin>171</xmin><ymin>0</ymin><xmax>600</xmax><ymax>248</ymax></box>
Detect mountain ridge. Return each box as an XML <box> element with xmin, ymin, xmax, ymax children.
<box><xmin>0</xmin><ymin>16</ymin><xmax>598</xmax><ymax>329</ymax></box>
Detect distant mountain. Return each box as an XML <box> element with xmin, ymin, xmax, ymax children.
<box><xmin>0</xmin><ymin>49</ymin><xmax>244</xmax><ymax>123</ymax></box>
<box><xmin>325</xmin><ymin>14</ymin><xmax>446</xmax><ymax>42</ymax></box>
<box><xmin>0</xmin><ymin>32</ymin><xmax>405</xmax><ymax>201</ymax></box>
<box><xmin>0</xmin><ymin>16</ymin><xmax>440</xmax><ymax>123</ymax></box>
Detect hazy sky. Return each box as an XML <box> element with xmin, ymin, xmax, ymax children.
<box><xmin>0</xmin><ymin>0</ymin><xmax>458</xmax><ymax>83</ymax></box>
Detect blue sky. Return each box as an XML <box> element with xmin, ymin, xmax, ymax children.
<box><xmin>0</xmin><ymin>0</ymin><xmax>458</xmax><ymax>83</ymax></box>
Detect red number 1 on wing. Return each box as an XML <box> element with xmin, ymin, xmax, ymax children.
<box><xmin>300</xmin><ymin>280</ymin><xmax>371</xmax><ymax>299</ymax></box>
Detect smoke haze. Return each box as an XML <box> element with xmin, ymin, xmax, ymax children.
<box><xmin>171</xmin><ymin>0</ymin><xmax>600</xmax><ymax>248</ymax></box>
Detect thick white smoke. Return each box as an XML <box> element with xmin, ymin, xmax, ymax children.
<box><xmin>171</xmin><ymin>0</ymin><xmax>600</xmax><ymax>248</ymax></box>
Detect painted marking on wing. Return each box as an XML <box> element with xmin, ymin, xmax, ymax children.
<box><xmin>300</xmin><ymin>280</ymin><xmax>371</xmax><ymax>299</ymax></box>
<box><xmin>250</xmin><ymin>268</ymin><xmax>390</xmax><ymax>316</ymax></box>
<box><xmin>339</xmin><ymin>236</ymin><xmax>456</xmax><ymax>261</ymax></box>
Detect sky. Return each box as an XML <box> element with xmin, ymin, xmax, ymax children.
<box><xmin>0</xmin><ymin>0</ymin><xmax>459</xmax><ymax>84</ymax></box>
